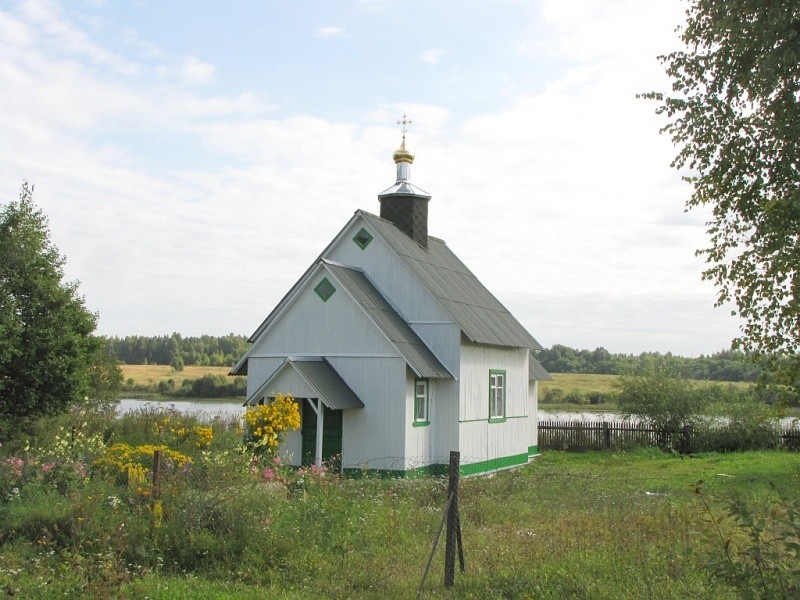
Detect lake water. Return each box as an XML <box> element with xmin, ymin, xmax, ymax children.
<box><xmin>117</xmin><ymin>399</ymin><xmax>244</xmax><ymax>421</ymax></box>
<box><xmin>116</xmin><ymin>400</ymin><xmax>611</xmax><ymax>422</ymax></box>
<box><xmin>116</xmin><ymin>400</ymin><xmax>799</xmax><ymax>427</ymax></box>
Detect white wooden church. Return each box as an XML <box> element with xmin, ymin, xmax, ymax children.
<box><xmin>232</xmin><ymin>124</ymin><xmax>551</xmax><ymax>476</ymax></box>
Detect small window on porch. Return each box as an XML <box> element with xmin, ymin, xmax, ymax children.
<box><xmin>413</xmin><ymin>378</ymin><xmax>429</xmax><ymax>426</ymax></box>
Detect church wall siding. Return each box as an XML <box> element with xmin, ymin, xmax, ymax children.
<box><xmin>458</xmin><ymin>343</ymin><xmax>530</xmax><ymax>466</ymax></box>
<box><xmin>403</xmin><ymin>373</ymin><xmax>461</xmax><ymax>469</ymax></box>
<box><xmin>328</xmin><ymin>356</ymin><xmax>407</xmax><ymax>471</ymax></box>
<box><xmin>245</xmin><ymin>357</ymin><xmax>284</xmax><ymax>398</ymax></box>
<box><xmin>528</xmin><ymin>379</ymin><xmax>539</xmax><ymax>452</ymax></box>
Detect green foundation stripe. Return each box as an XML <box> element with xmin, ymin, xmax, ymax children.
<box><xmin>342</xmin><ymin>452</ymin><xmax>533</xmax><ymax>478</ymax></box>
<box><xmin>459</xmin><ymin>452</ymin><xmax>529</xmax><ymax>476</ymax></box>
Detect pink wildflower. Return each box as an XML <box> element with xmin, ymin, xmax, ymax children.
<box><xmin>42</xmin><ymin>462</ymin><xmax>56</xmax><ymax>474</ymax></box>
<box><xmin>73</xmin><ymin>461</ymin><xmax>88</xmax><ymax>478</ymax></box>
<box><xmin>6</xmin><ymin>457</ymin><xmax>24</xmax><ymax>478</ymax></box>
<box><xmin>262</xmin><ymin>467</ymin><xmax>276</xmax><ymax>481</ymax></box>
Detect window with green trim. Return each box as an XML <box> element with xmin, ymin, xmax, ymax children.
<box><xmin>413</xmin><ymin>378</ymin><xmax>429</xmax><ymax>426</ymax></box>
<box><xmin>352</xmin><ymin>227</ymin><xmax>373</xmax><ymax>250</ymax></box>
<box><xmin>489</xmin><ymin>370</ymin><xmax>505</xmax><ymax>421</ymax></box>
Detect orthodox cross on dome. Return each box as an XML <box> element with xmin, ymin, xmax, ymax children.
<box><xmin>397</xmin><ymin>113</ymin><xmax>412</xmax><ymax>147</ymax></box>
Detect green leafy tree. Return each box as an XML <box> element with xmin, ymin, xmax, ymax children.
<box><xmin>643</xmin><ymin>1</ymin><xmax>800</xmax><ymax>393</ymax></box>
<box><xmin>0</xmin><ymin>183</ymin><xmax>112</xmax><ymax>439</ymax></box>
<box><xmin>616</xmin><ymin>358</ymin><xmax>702</xmax><ymax>434</ymax></box>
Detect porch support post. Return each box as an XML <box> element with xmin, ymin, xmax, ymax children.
<box><xmin>315</xmin><ymin>398</ymin><xmax>324</xmax><ymax>467</ymax></box>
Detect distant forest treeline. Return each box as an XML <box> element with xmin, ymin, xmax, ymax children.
<box><xmin>104</xmin><ymin>334</ymin><xmax>249</xmax><ymax>368</ymax></box>
<box><xmin>104</xmin><ymin>335</ymin><xmax>759</xmax><ymax>382</ymax></box>
<box><xmin>536</xmin><ymin>345</ymin><xmax>759</xmax><ymax>382</ymax></box>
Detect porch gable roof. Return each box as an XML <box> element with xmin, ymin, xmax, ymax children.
<box><xmin>246</xmin><ymin>357</ymin><xmax>364</xmax><ymax>410</ymax></box>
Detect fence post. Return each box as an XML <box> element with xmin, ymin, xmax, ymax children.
<box><xmin>444</xmin><ymin>450</ymin><xmax>462</xmax><ymax>587</ymax></box>
<box><xmin>152</xmin><ymin>450</ymin><xmax>162</xmax><ymax>499</ymax></box>
<box><xmin>151</xmin><ymin>449</ymin><xmax>163</xmax><ymax>535</ymax></box>
<box><xmin>603</xmin><ymin>422</ymin><xmax>611</xmax><ymax>449</ymax></box>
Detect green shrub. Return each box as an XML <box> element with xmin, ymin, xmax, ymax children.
<box><xmin>159</xmin><ymin>484</ymin><xmax>283</xmax><ymax>572</ymax></box>
<box><xmin>170</xmin><ymin>374</ymin><xmax>246</xmax><ymax>398</ymax></box>
<box><xmin>540</xmin><ymin>388</ymin><xmax>564</xmax><ymax>404</ymax></box>
<box><xmin>692</xmin><ymin>393</ymin><xmax>782</xmax><ymax>452</ymax></box>
<box><xmin>697</xmin><ymin>483</ymin><xmax>800</xmax><ymax>598</ymax></box>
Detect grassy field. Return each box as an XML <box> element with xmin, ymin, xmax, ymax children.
<box><xmin>2</xmin><ymin>401</ymin><xmax>799</xmax><ymax>599</ymax></box>
<box><xmin>541</xmin><ymin>372</ymin><xmax>755</xmax><ymax>395</ymax></box>
<box><xmin>539</xmin><ymin>372</ymin><xmax>759</xmax><ymax>413</ymax></box>
<box><xmin>123</xmin><ymin>369</ymin><xmax>753</xmax><ymax>395</ymax></box>
<box><xmin>541</xmin><ymin>372</ymin><xmax>620</xmax><ymax>395</ymax></box>
<box><xmin>120</xmin><ymin>364</ymin><xmax>237</xmax><ymax>386</ymax></box>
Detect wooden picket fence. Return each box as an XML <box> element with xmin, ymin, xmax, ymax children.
<box><xmin>539</xmin><ymin>420</ymin><xmax>800</xmax><ymax>452</ymax></box>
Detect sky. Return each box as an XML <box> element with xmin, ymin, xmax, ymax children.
<box><xmin>0</xmin><ymin>0</ymin><xmax>744</xmax><ymax>357</ymax></box>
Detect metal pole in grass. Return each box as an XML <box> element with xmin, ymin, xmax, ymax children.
<box><xmin>417</xmin><ymin>450</ymin><xmax>465</xmax><ymax>597</ymax></box>
<box><xmin>152</xmin><ymin>449</ymin><xmax>162</xmax><ymax>499</ymax></box>
<box><xmin>417</xmin><ymin>491</ymin><xmax>454</xmax><ymax>598</ymax></box>
<box><xmin>151</xmin><ymin>450</ymin><xmax>162</xmax><ymax>535</ymax></box>
<box><xmin>445</xmin><ymin>450</ymin><xmax>463</xmax><ymax>587</ymax></box>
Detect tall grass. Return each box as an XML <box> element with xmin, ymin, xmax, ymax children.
<box><xmin>1</xmin><ymin>407</ymin><xmax>798</xmax><ymax>598</ymax></box>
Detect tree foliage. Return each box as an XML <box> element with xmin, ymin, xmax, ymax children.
<box><xmin>536</xmin><ymin>344</ymin><xmax>759</xmax><ymax>382</ymax></box>
<box><xmin>643</xmin><ymin>1</ymin><xmax>800</xmax><ymax>392</ymax></box>
<box><xmin>0</xmin><ymin>183</ymin><xmax>115</xmax><ymax>439</ymax></box>
<box><xmin>105</xmin><ymin>333</ymin><xmax>249</xmax><ymax>367</ymax></box>
<box><xmin>616</xmin><ymin>358</ymin><xmax>702</xmax><ymax>434</ymax></box>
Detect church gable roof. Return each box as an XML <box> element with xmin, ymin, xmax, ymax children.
<box><xmin>357</xmin><ymin>211</ymin><xmax>542</xmax><ymax>350</ymax></box>
<box><xmin>232</xmin><ymin>258</ymin><xmax>451</xmax><ymax>379</ymax></box>
<box><xmin>323</xmin><ymin>260</ymin><xmax>451</xmax><ymax>379</ymax></box>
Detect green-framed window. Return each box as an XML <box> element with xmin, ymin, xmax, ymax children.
<box><xmin>314</xmin><ymin>277</ymin><xmax>336</xmax><ymax>302</ymax></box>
<box><xmin>352</xmin><ymin>227</ymin><xmax>373</xmax><ymax>250</ymax></box>
<box><xmin>413</xmin><ymin>378</ymin><xmax>429</xmax><ymax>426</ymax></box>
<box><xmin>489</xmin><ymin>370</ymin><xmax>506</xmax><ymax>422</ymax></box>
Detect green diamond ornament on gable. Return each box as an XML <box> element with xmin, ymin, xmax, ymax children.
<box><xmin>353</xmin><ymin>227</ymin><xmax>373</xmax><ymax>250</ymax></box>
<box><xmin>314</xmin><ymin>278</ymin><xmax>336</xmax><ymax>302</ymax></box>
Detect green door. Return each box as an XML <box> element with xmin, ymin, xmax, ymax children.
<box><xmin>301</xmin><ymin>400</ymin><xmax>343</xmax><ymax>466</ymax></box>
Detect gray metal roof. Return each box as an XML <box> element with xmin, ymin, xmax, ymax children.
<box><xmin>289</xmin><ymin>358</ymin><xmax>365</xmax><ymax>409</ymax></box>
<box><xmin>247</xmin><ymin>357</ymin><xmax>364</xmax><ymax>410</ymax></box>
<box><xmin>529</xmin><ymin>353</ymin><xmax>553</xmax><ymax>381</ymax></box>
<box><xmin>358</xmin><ymin>211</ymin><xmax>542</xmax><ymax>350</ymax></box>
<box><xmin>323</xmin><ymin>261</ymin><xmax>451</xmax><ymax>379</ymax></box>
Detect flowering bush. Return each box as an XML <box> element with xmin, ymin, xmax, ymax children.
<box><xmin>0</xmin><ymin>415</ymin><xmax>102</xmax><ymax>499</ymax></box>
<box><xmin>250</xmin><ymin>454</ymin><xmax>291</xmax><ymax>486</ymax></box>
<box><xmin>30</xmin><ymin>412</ymin><xmax>107</xmax><ymax>466</ymax></box>
<box><xmin>1</xmin><ymin>457</ymin><xmax>27</xmax><ymax>501</ymax></box>
<box><xmin>242</xmin><ymin>394</ymin><xmax>301</xmax><ymax>458</ymax></box>
<box><xmin>153</xmin><ymin>415</ymin><xmax>214</xmax><ymax>449</ymax></box>
<box><xmin>93</xmin><ymin>443</ymin><xmax>192</xmax><ymax>492</ymax></box>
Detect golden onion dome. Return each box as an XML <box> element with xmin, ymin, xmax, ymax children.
<box><xmin>393</xmin><ymin>141</ymin><xmax>414</xmax><ymax>164</ymax></box>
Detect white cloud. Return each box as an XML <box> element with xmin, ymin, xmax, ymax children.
<box><xmin>421</xmin><ymin>48</ymin><xmax>442</xmax><ymax>65</ymax></box>
<box><xmin>179</xmin><ymin>56</ymin><xmax>216</xmax><ymax>85</ymax></box>
<box><xmin>18</xmin><ymin>0</ymin><xmax>141</xmax><ymax>75</ymax></box>
<box><xmin>316</xmin><ymin>26</ymin><xmax>344</xmax><ymax>38</ymax></box>
<box><xmin>540</xmin><ymin>0</ymin><xmax>684</xmax><ymax>66</ymax></box>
